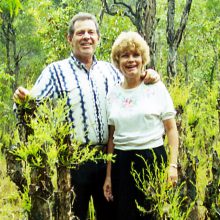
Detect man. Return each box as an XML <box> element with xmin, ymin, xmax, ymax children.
<box><xmin>13</xmin><ymin>12</ymin><xmax>159</xmax><ymax>220</ymax></box>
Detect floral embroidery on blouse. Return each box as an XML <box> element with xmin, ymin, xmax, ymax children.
<box><xmin>123</xmin><ymin>97</ymin><xmax>134</xmax><ymax>108</ymax></box>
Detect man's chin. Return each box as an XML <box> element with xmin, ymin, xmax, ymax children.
<box><xmin>81</xmin><ymin>50</ymin><xmax>94</xmax><ymax>57</ymax></box>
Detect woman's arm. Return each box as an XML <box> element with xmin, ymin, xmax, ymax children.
<box><xmin>163</xmin><ymin>118</ymin><xmax>179</xmax><ymax>185</ymax></box>
<box><xmin>103</xmin><ymin>125</ymin><xmax>115</xmax><ymax>201</ymax></box>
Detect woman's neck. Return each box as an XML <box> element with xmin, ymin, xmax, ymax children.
<box><xmin>122</xmin><ymin>77</ymin><xmax>142</xmax><ymax>89</ymax></box>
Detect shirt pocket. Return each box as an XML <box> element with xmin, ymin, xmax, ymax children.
<box><xmin>63</xmin><ymin>84</ymin><xmax>82</xmax><ymax>106</ymax></box>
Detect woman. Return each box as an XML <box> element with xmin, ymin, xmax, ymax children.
<box><xmin>103</xmin><ymin>32</ymin><xmax>179</xmax><ymax>220</ymax></box>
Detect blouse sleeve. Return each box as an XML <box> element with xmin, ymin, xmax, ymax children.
<box><xmin>159</xmin><ymin>82</ymin><xmax>176</xmax><ymax>120</ymax></box>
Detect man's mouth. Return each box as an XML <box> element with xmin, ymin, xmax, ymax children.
<box><xmin>81</xmin><ymin>41</ymin><xmax>92</xmax><ymax>47</ymax></box>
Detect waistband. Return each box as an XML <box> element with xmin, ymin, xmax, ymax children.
<box><xmin>79</xmin><ymin>144</ymin><xmax>107</xmax><ymax>153</ymax></box>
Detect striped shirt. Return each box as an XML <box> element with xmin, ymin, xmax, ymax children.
<box><xmin>28</xmin><ymin>54</ymin><xmax>122</xmax><ymax>145</ymax></box>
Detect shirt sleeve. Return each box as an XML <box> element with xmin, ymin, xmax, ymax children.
<box><xmin>30</xmin><ymin>64</ymin><xmax>55</xmax><ymax>101</ymax></box>
<box><xmin>13</xmin><ymin>64</ymin><xmax>56</xmax><ymax>120</ymax></box>
<box><xmin>159</xmin><ymin>82</ymin><xmax>176</xmax><ymax>120</ymax></box>
<box><xmin>106</xmin><ymin>92</ymin><xmax>115</xmax><ymax>126</ymax></box>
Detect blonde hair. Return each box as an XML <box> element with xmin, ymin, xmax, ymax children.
<box><xmin>111</xmin><ymin>31</ymin><xmax>150</xmax><ymax>70</ymax></box>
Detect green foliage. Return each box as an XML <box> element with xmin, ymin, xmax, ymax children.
<box><xmin>97</xmin><ymin>13</ymin><xmax>134</xmax><ymax>61</ymax></box>
<box><xmin>169</xmin><ymin>76</ymin><xmax>219</xmax><ymax>217</ymax></box>
<box><xmin>0</xmin><ymin>0</ymin><xmax>22</xmax><ymax>17</ymax></box>
<box><xmin>11</xmin><ymin>98</ymin><xmax>112</xmax><ymax>216</ymax></box>
<box><xmin>0</xmin><ymin>67</ymin><xmax>16</xmax><ymax>147</ymax></box>
<box><xmin>131</xmin><ymin>155</ymin><xmax>194</xmax><ymax>219</ymax></box>
<box><xmin>206</xmin><ymin>0</ymin><xmax>220</xmax><ymax>17</ymax></box>
<box><xmin>0</xmin><ymin>0</ymin><xmax>219</xmax><ymax>218</ymax></box>
<box><xmin>88</xmin><ymin>197</ymin><xmax>95</xmax><ymax>220</ymax></box>
<box><xmin>131</xmin><ymin>75</ymin><xmax>219</xmax><ymax>218</ymax></box>
<box><xmin>0</xmin><ymin>146</ymin><xmax>24</xmax><ymax>219</ymax></box>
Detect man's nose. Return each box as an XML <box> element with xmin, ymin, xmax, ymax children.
<box><xmin>83</xmin><ymin>32</ymin><xmax>90</xmax><ymax>39</ymax></box>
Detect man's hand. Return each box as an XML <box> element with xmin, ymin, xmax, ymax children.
<box><xmin>141</xmin><ymin>68</ymin><xmax>161</xmax><ymax>84</ymax></box>
<box><xmin>13</xmin><ymin>86</ymin><xmax>30</xmax><ymax>104</ymax></box>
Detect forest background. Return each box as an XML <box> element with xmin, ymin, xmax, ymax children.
<box><xmin>0</xmin><ymin>0</ymin><xmax>219</xmax><ymax>219</ymax></box>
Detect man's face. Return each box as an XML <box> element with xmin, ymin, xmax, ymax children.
<box><xmin>68</xmin><ymin>19</ymin><xmax>99</xmax><ymax>62</ymax></box>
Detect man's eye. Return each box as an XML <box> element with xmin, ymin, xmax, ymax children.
<box><xmin>76</xmin><ymin>32</ymin><xmax>84</xmax><ymax>36</ymax></box>
<box><xmin>89</xmin><ymin>31</ymin><xmax>97</xmax><ymax>36</ymax></box>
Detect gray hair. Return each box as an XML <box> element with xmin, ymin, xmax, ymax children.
<box><xmin>68</xmin><ymin>12</ymin><xmax>100</xmax><ymax>37</ymax></box>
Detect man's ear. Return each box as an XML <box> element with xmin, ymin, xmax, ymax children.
<box><xmin>67</xmin><ymin>34</ymin><xmax>72</xmax><ymax>43</ymax></box>
<box><xmin>97</xmin><ymin>34</ymin><xmax>101</xmax><ymax>44</ymax></box>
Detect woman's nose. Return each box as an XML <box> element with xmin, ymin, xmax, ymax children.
<box><xmin>128</xmin><ymin>55</ymin><xmax>134</xmax><ymax>61</ymax></box>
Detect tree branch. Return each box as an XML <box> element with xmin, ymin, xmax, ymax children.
<box><xmin>101</xmin><ymin>0</ymin><xmax>117</xmax><ymax>15</ymax></box>
<box><xmin>113</xmin><ymin>0</ymin><xmax>136</xmax><ymax>17</ymax></box>
<box><xmin>101</xmin><ymin>0</ymin><xmax>136</xmax><ymax>27</ymax></box>
<box><xmin>175</xmin><ymin>0</ymin><xmax>192</xmax><ymax>48</ymax></box>
<box><xmin>167</xmin><ymin>0</ymin><xmax>175</xmax><ymax>45</ymax></box>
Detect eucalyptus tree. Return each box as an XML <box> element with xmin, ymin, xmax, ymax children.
<box><xmin>0</xmin><ymin>0</ymin><xmax>22</xmax><ymax>86</ymax></box>
<box><xmin>101</xmin><ymin>0</ymin><xmax>157</xmax><ymax>68</ymax></box>
<box><xmin>166</xmin><ymin>0</ymin><xmax>192</xmax><ymax>78</ymax></box>
<box><xmin>101</xmin><ymin>0</ymin><xmax>193</xmax><ymax>78</ymax></box>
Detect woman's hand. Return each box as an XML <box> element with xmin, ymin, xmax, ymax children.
<box><xmin>103</xmin><ymin>177</ymin><xmax>113</xmax><ymax>202</ymax></box>
<box><xmin>168</xmin><ymin>164</ymin><xmax>178</xmax><ymax>186</ymax></box>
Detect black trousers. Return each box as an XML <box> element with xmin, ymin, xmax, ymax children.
<box><xmin>112</xmin><ymin>146</ymin><xmax>167</xmax><ymax>220</ymax></box>
<box><xmin>71</xmin><ymin>160</ymin><xmax>115</xmax><ymax>220</ymax></box>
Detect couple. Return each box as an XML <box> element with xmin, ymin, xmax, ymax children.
<box><xmin>13</xmin><ymin>12</ymin><xmax>178</xmax><ymax>220</ymax></box>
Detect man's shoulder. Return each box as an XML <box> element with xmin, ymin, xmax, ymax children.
<box><xmin>96</xmin><ymin>60</ymin><xmax>112</xmax><ymax>66</ymax></box>
<box><xmin>95</xmin><ymin>61</ymin><xmax>119</xmax><ymax>73</ymax></box>
<box><xmin>53</xmin><ymin>57</ymin><xmax>70</xmax><ymax>66</ymax></box>
<box><xmin>41</xmin><ymin>58</ymin><xmax>71</xmax><ymax>77</ymax></box>
<box><xmin>43</xmin><ymin>58</ymin><xmax>71</xmax><ymax>71</ymax></box>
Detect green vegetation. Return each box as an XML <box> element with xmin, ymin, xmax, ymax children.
<box><xmin>0</xmin><ymin>0</ymin><xmax>219</xmax><ymax>219</ymax></box>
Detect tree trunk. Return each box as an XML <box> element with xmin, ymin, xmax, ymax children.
<box><xmin>29</xmin><ymin>165</ymin><xmax>53</xmax><ymax>220</ymax></box>
<box><xmin>166</xmin><ymin>0</ymin><xmax>192</xmax><ymax>78</ymax></box>
<box><xmin>54</xmin><ymin>166</ymin><xmax>72</xmax><ymax>220</ymax></box>
<box><xmin>101</xmin><ymin>0</ymin><xmax>157</xmax><ymax>68</ymax></box>
<box><xmin>167</xmin><ymin>45</ymin><xmax>177</xmax><ymax>78</ymax></box>
<box><xmin>137</xmin><ymin>0</ymin><xmax>157</xmax><ymax>68</ymax></box>
<box><xmin>1</xmin><ymin>11</ymin><xmax>21</xmax><ymax>90</ymax></box>
<box><xmin>204</xmin><ymin>150</ymin><xmax>220</xmax><ymax>219</ymax></box>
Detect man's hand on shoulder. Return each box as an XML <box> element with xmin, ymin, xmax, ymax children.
<box><xmin>141</xmin><ymin>68</ymin><xmax>161</xmax><ymax>84</ymax></box>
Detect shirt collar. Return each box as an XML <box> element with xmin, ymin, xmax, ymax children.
<box><xmin>70</xmin><ymin>52</ymin><xmax>97</xmax><ymax>70</ymax></box>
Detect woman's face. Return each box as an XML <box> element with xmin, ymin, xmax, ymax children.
<box><xmin>118</xmin><ymin>49</ymin><xmax>143</xmax><ymax>79</ymax></box>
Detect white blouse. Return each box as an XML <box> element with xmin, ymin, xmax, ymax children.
<box><xmin>107</xmin><ymin>81</ymin><xmax>176</xmax><ymax>150</ymax></box>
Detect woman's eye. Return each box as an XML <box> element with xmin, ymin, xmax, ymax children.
<box><xmin>134</xmin><ymin>53</ymin><xmax>140</xmax><ymax>57</ymax></box>
<box><xmin>121</xmin><ymin>54</ymin><xmax>128</xmax><ymax>58</ymax></box>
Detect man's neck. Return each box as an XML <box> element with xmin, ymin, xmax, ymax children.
<box><xmin>74</xmin><ymin>54</ymin><xmax>93</xmax><ymax>70</ymax></box>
